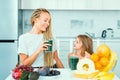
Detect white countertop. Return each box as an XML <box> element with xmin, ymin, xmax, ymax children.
<box><xmin>6</xmin><ymin>68</ymin><xmax>120</xmax><ymax>80</ymax></box>
<box><xmin>39</xmin><ymin>69</ymin><xmax>120</xmax><ymax>80</ymax></box>
<box><xmin>93</xmin><ymin>38</ymin><xmax>120</xmax><ymax>42</ymax></box>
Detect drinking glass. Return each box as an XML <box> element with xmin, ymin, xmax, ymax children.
<box><xmin>44</xmin><ymin>39</ymin><xmax>53</xmax><ymax>52</ymax></box>
<box><xmin>69</xmin><ymin>56</ymin><xmax>79</xmax><ymax>70</ymax></box>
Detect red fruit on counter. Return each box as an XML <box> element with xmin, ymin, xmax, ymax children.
<box><xmin>12</xmin><ymin>70</ymin><xmax>22</xmax><ymax>79</ymax></box>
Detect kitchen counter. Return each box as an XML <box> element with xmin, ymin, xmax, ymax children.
<box><xmin>5</xmin><ymin>69</ymin><xmax>120</xmax><ymax>80</ymax></box>
<box><xmin>93</xmin><ymin>37</ymin><xmax>120</xmax><ymax>41</ymax></box>
<box><xmin>41</xmin><ymin>69</ymin><xmax>119</xmax><ymax>80</ymax></box>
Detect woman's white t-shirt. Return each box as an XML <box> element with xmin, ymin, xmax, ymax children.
<box><xmin>17</xmin><ymin>33</ymin><xmax>57</xmax><ymax>67</ymax></box>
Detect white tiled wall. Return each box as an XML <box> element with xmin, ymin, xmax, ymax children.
<box><xmin>50</xmin><ymin>10</ymin><xmax>120</xmax><ymax>37</ymax></box>
<box><xmin>21</xmin><ymin>10</ymin><xmax>120</xmax><ymax>38</ymax></box>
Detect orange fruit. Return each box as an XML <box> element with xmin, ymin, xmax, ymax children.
<box><xmin>97</xmin><ymin>44</ymin><xmax>110</xmax><ymax>57</ymax></box>
<box><xmin>91</xmin><ymin>53</ymin><xmax>99</xmax><ymax>62</ymax></box>
<box><xmin>99</xmin><ymin>57</ymin><xmax>109</xmax><ymax>66</ymax></box>
<box><xmin>95</xmin><ymin>62</ymin><xmax>103</xmax><ymax>70</ymax></box>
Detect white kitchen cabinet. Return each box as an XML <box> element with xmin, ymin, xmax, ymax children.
<box><xmin>39</xmin><ymin>0</ymin><xmax>58</xmax><ymax>9</ymax></box>
<box><xmin>86</xmin><ymin>0</ymin><xmax>103</xmax><ymax>10</ymax></box>
<box><xmin>57</xmin><ymin>0</ymin><xmax>72</xmax><ymax>9</ymax></box>
<box><xmin>69</xmin><ymin>0</ymin><xmax>120</xmax><ymax>10</ymax></box>
<box><xmin>78</xmin><ymin>0</ymin><xmax>120</xmax><ymax>10</ymax></box>
<box><xmin>21</xmin><ymin>0</ymin><xmax>58</xmax><ymax>9</ymax></box>
<box><xmin>72</xmin><ymin>0</ymin><xmax>103</xmax><ymax>10</ymax></box>
<box><xmin>20</xmin><ymin>0</ymin><xmax>120</xmax><ymax>10</ymax></box>
<box><xmin>20</xmin><ymin>0</ymin><xmax>102</xmax><ymax>10</ymax></box>
<box><xmin>21</xmin><ymin>0</ymin><xmax>40</xmax><ymax>9</ymax></box>
<box><xmin>21</xmin><ymin>0</ymin><xmax>72</xmax><ymax>10</ymax></box>
<box><xmin>72</xmin><ymin>0</ymin><xmax>86</xmax><ymax>9</ymax></box>
<box><xmin>103</xmin><ymin>0</ymin><xmax>120</xmax><ymax>10</ymax></box>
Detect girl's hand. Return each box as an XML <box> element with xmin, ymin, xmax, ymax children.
<box><xmin>85</xmin><ymin>51</ymin><xmax>91</xmax><ymax>58</ymax></box>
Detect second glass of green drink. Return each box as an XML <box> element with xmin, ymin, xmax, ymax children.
<box><xmin>70</xmin><ymin>56</ymin><xmax>79</xmax><ymax>70</ymax></box>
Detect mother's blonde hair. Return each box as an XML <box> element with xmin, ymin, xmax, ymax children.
<box><xmin>30</xmin><ymin>8</ymin><xmax>53</xmax><ymax>67</ymax></box>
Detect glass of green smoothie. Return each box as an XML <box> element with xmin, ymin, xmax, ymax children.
<box><xmin>70</xmin><ymin>56</ymin><xmax>79</xmax><ymax>70</ymax></box>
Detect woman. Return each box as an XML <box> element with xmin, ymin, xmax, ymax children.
<box><xmin>68</xmin><ymin>34</ymin><xmax>93</xmax><ymax>67</ymax></box>
<box><xmin>18</xmin><ymin>8</ymin><xmax>64</xmax><ymax>68</ymax></box>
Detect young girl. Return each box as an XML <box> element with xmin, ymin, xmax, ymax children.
<box><xmin>68</xmin><ymin>34</ymin><xmax>93</xmax><ymax>67</ymax></box>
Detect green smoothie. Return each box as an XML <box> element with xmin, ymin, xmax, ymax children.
<box><xmin>45</xmin><ymin>39</ymin><xmax>53</xmax><ymax>52</ymax></box>
<box><xmin>70</xmin><ymin>56</ymin><xmax>79</xmax><ymax>70</ymax></box>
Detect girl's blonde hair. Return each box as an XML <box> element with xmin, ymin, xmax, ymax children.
<box><xmin>30</xmin><ymin>8</ymin><xmax>53</xmax><ymax>67</ymax></box>
<box><xmin>77</xmin><ymin>35</ymin><xmax>93</xmax><ymax>56</ymax></box>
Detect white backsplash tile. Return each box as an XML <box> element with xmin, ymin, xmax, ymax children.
<box><xmin>19</xmin><ymin>10</ymin><xmax>120</xmax><ymax>37</ymax></box>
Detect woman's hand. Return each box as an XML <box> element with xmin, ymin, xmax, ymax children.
<box><xmin>20</xmin><ymin>42</ymin><xmax>50</xmax><ymax>66</ymax></box>
<box><xmin>37</xmin><ymin>42</ymin><xmax>50</xmax><ymax>53</ymax></box>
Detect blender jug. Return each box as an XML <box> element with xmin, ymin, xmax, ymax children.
<box><xmin>106</xmin><ymin>28</ymin><xmax>114</xmax><ymax>38</ymax></box>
